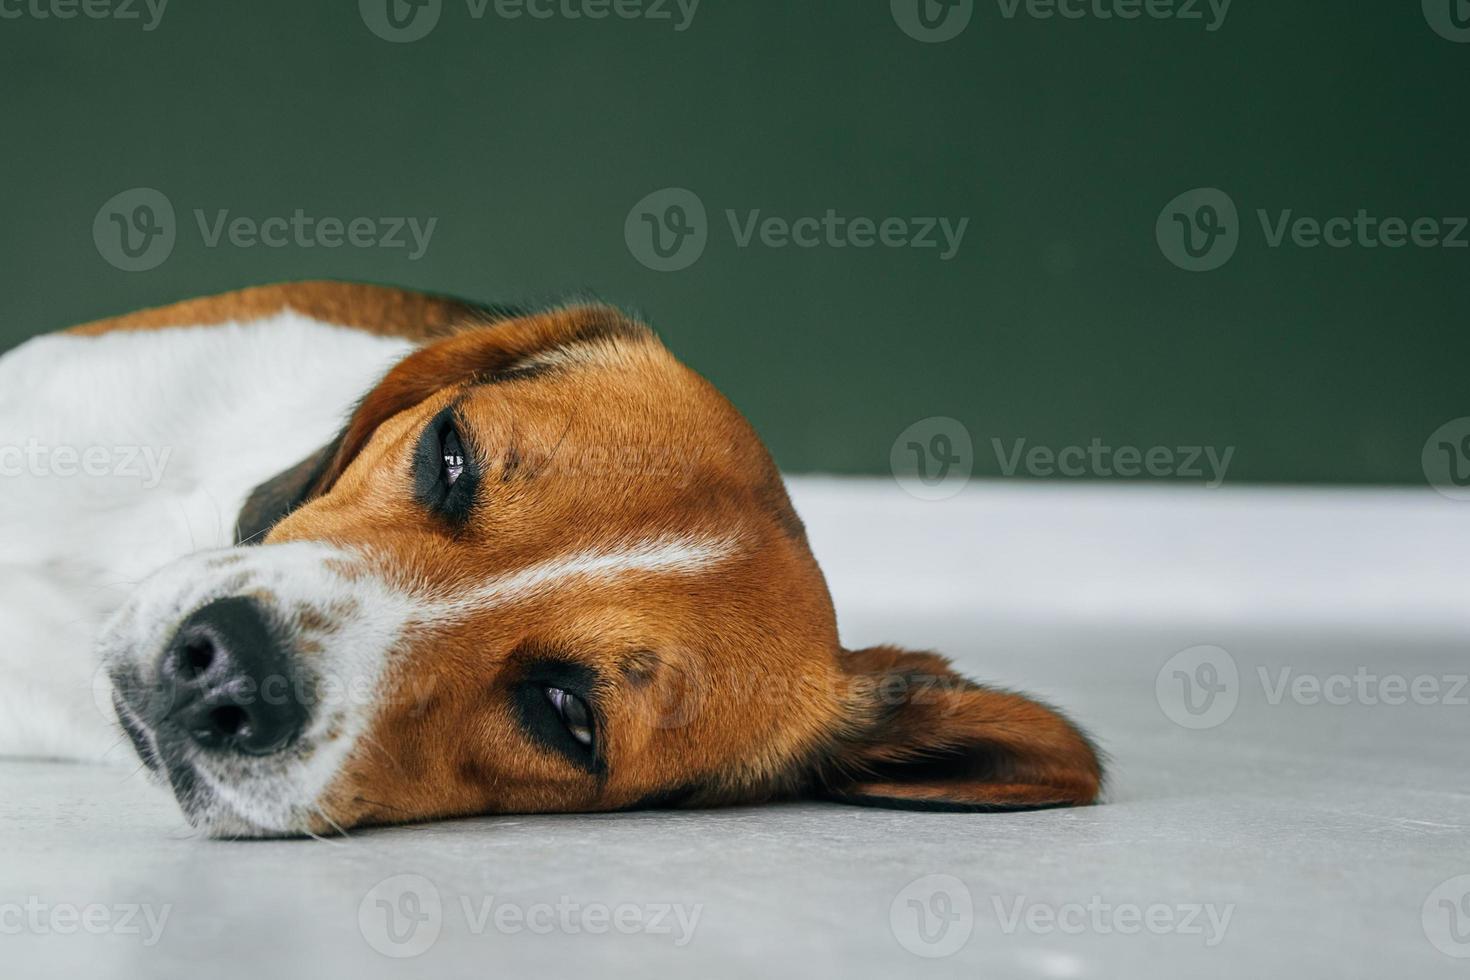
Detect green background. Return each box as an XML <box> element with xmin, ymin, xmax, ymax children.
<box><xmin>2</xmin><ymin>0</ymin><xmax>1465</xmax><ymax>482</ymax></box>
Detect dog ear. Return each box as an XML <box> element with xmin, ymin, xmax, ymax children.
<box><xmin>810</xmin><ymin>646</ymin><xmax>1103</xmax><ymax>811</ymax></box>
<box><xmin>235</xmin><ymin>305</ymin><xmax>649</xmax><ymax>544</ymax></box>
<box><xmin>235</xmin><ymin>442</ymin><xmax>341</xmax><ymax>545</ymax></box>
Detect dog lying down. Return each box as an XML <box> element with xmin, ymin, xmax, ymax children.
<box><xmin>0</xmin><ymin>282</ymin><xmax>1102</xmax><ymax>837</ymax></box>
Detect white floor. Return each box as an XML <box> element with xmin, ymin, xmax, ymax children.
<box><xmin>3</xmin><ymin>478</ymin><xmax>1468</xmax><ymax>978</ymax></box>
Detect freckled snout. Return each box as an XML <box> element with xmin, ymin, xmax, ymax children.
<box><xmin>158</xmin><ymin>596</ymin><xmax>310</xmax><ymax>756</ymax></box>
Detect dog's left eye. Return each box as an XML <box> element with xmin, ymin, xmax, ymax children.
<box><xmin>442</xmin><ymin>427</ymin><xmax>466</xmax><ymax>486</ymax></box>
<box><xmin>544</xmin><ymin>686</ymin><xmax>594</xmax><ymax>748</ymax></box>
<box><xmin>413</xmin><ymin>406</ymin><xmax>479</xmax><ymax>524</ymax></box>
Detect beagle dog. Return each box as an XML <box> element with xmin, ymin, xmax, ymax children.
<box><xmin>0</xmin><ymin>282</ymin><xmax>1102</xmax><ymax>837</ymax></box>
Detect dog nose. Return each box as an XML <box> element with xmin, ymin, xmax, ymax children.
<box><xmin>159</xmin><ymin>596</ymin><xmax>308</xmax><ymax>756</ymax></box>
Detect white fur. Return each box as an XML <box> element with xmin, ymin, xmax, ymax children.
<box><xmin>0</xmin><ymin>311</ymin><xmax>741</xmax><ymax>837</ymax></box>
<box><xmin>505</xmin><ymin>339</ymin><xmax>617</xmax><ymax>376</ymax></box>
<box><xmin>0</xmin><ymin>314</ymin><xmax>414</xmax><ymax>762</ymax></box>
<box><xmin>95</xmin><ymin>542</ymin><xmax>420</xmax><ymax>837</ymax></box>
<box><xmin>411</xmin><ymin>535</ymin><xmax>737</xmax><ymax>620</ymax></box>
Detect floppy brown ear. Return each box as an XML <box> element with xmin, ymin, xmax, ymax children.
<box><xmin>812</xmin><ymin>646</ymin><xmax>1103</xmax><ymax>812</ymax></box>
<box><xmin>236</xmin><ymin>304</ymin><xmax>650</xmax><ymax>543</ymax></box>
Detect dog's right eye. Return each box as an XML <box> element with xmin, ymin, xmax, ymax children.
<box><xmin>511</xmin><ymin>658</ymin><xmax>605</xmax><ymax>775</ymax></box>
<box><xmin>413</xmin><ymin>405</ymin><xmax>479</xmax><ymax>524</ymax></box>
<box><xmin>545</xmin><ymin>686</ymin><xmax>594</xmax><ymax>748</ymax></box>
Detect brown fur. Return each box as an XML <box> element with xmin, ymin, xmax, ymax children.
<box><xmin>67</xmin><ymin>280</ymin><xmax>484</xmax><ymax>341</ymax></box>
<box><xmin>76</xmin><ymin>285</ymin><xmax>1104</xmax><ymax>831</ymax></box>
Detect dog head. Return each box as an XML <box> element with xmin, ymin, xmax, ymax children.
<box><xmin>103</xmin><ymin>305</ymin><xmax>1101</xmax><ymax>837</ymax></box>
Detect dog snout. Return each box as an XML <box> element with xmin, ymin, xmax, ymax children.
<box><xmin>159</xmin><ymin>596</ymin><xmax>310</xmax><ymax>756</ymax></box>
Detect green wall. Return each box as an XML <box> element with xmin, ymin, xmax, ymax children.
<box><xmin>2</xmin><ymin>0</ymin><xmax>1466</xmax><ymax>482</ymax></box>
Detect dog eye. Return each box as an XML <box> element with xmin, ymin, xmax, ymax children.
<box><xmin>442</xmin><ymin>427</ymin><xmax>466</xmax><ymax>486</ymax></box>
<box><xmin>544</xmin><ymin>686</ymin><xmax>594</xmax><ymax>748</ymax></box>
<box><xmin>413</xmin><ymin>405</ymin><xmax>479</xmax><ymax>524</ymax></box>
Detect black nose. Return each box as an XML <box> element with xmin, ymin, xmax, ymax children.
<box><xmin>159</xmin><ymin>597</ymin><xmax>308</xmax><ymax>756</ymax></box>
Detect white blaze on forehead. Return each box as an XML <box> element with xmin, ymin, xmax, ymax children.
<box><xmin>411</xmin><ymin>534</ymin><xmax>738</xmax><ymax>621</ymax></box>
<box><xmin>502</xmin><ymin>339</ymin><xmax>618</xmax><ymax>376</ymax></box>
